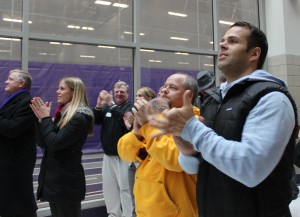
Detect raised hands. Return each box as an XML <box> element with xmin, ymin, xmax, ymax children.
<box><xmin>132</xmin><ymin>98</ymin><xmax>149</xmax><ymax>127</ymax></box>
<box><xmin>149</xmin><ymin>90</ymin><xmax>195</xmax><ymax>137</ymax></box>
<box><xmin>30</xmin><ymin>97</ymin><xmax>52</xmax><ymax>122</ymax></box>
<box><xmin>96</xmin><ymin>90</ymin><xmax>113</xmax><ymax>108</ymax></box>
<box><xmin>123</xmin><ymin>111</ymin><xmax>134</xmax><ymax>130</ymax></box>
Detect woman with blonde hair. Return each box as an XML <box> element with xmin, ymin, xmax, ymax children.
<box><xmin>30</xmin><ymin>76</ymin><xmax>94</xmax><ymax>217</ymax></box>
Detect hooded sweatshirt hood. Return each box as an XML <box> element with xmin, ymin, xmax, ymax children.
<box><xmin>220</xmin><ymin>70</ymin><xmax>287</xmax><ymax>98</ymax></box>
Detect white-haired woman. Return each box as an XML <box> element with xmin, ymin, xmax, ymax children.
<box><xmin>30</xmin><ymin>76</ymin><xmax>94</xmax><ymax>217</ymax></box>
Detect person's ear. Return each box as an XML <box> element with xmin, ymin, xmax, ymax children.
<box><xmin>19</xmin><ymin>80</ymin><xmax>25</xmax><ymax>88</ymax></box>
<box><xmin>249</xmin><ymin>47</ymin><xmax>261</xmax><ymax>63</ymax></box>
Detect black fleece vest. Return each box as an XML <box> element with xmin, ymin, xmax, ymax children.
<box><xmin>197</xmin><ymin>81</ymin><xmax>298</xmax><ymax>217</ymax></box>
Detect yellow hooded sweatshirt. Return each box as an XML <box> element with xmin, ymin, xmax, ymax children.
<box><xmin>118</xmin><ymin>107</ymin><xmax>199</xmax><ymax>217</ymax></box>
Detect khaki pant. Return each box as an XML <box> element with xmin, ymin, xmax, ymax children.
<box><xmin>103</xmin><ymin>154</ymin><xmax>134</xmax><ymax>217</ymax></box>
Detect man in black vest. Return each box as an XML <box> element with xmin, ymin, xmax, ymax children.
<box><xmin>0</xmin><ymin>69</ymin><xmax>37</xmax><ymax>217</ymax></box>
<box><xmin>149</xmin><ymin>22</ymin><xmax>298</xmax><ymax>217</ymax></box>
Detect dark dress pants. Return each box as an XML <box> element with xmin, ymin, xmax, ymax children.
<box><xmin>1</xmin><ymin>212</ymin><xmax>37</xmax><ymax>217</ymax></box>
<box><xmin>49</xmin><ymin>201</ymin><xmax>81</xmax><ymax>217</ymax></box>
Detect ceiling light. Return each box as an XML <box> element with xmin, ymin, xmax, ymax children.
<box><xmin>204</xmin><ymin>64</ymin><xmax>214</xmax><ymax>67</ymax></box>
<box><xmin>0</xmin><ymin>37</ymin><xmax>20</xmax><ymax>41</ymax></box>
<box><xmin>82</xmin><ymin>26</ymin><xmax>94</xmax><ymax>31</ymax></box>
<box><xmin>168</xmin><ymin>12</ymin><xmax>187</xmax><ymax>17</ymax></box>
<box><xmin>49</xmin><ymin>42</ymin><xmax>61</xmax><ymax>45</ymax></box>
<box><xmin>3</xmin><ymin>18</ymin><xmax>21</xmax><ymax>23</ymax></box>
<box><xmin>124</xmin><ymin>31</ymin><xmax>133</xmax><ymax>35</ymax></box>
<box><xmin>175</xmin><ymin>52</ymin><xmax>189</xmax><ymax>55</ymax></box>
<box><xmin>124</xmin><ymin>31</ymin><xmax>145</xmax><ymax>36</ymax></box>
<box><xmin>178</xmin><ymin>62</ymin><xmax>189</xmax><ymax>65</ymax></box>
<box><xmin>170</xmin><ymin>37</ymin><xmax>189</xmax><ymax>41</ymax></box>
<box><xmin>98</xmin><ymin>45</ymin><xmax>116</xmax><ymax>49</ymax></box>
<box><xmin>149</xmin><ymin>60</ymin><xmax>162</xmax><ymax>63</ymax></box>
<box><xmin>209</xmin><ymin>41</ymin><xmax>213</xmax><ymax>44</ymax></box>
<box><xmin>80</xmin><ymin>55</ymin><xmax>95</xmax><ymax>58</ymax></box>
<box><xmin>67</xmin><ymin>25</ymin><xmax>80</xmax><ymax>29</ymax></box>
<box><xmin>0</xmin><ymin>49</ymin><xmax>10</xmax><ymax>52</ymax></box>
<box><xmin>39</xmin><ymin>53</ymin><xmax>47</xmax><ymax>55</ymax></box>
<box><xmin>49</xmin><ymin>42</ymin><xmax>72</xmax><ymax>46</ymax></box>
<box><xmin>94</xmin><ymin>0</ymin><xmax>111</xmax><ymax>5</ymax></box>
<box><xmin>3</xmin><ymin>17</ymin><xmax>32</xmax><ymax>24</ymax></box>
<box><xmin>112</xmin><ymin>3</ymin><xmax>129</xmax><ymax>8</ymax></box>
<box><xmin>140</xmin><ymin>49</ymin><xmax>155</xmax><ymax>52</ymax></box>
<box><xmin>219</xmin><ymin>20</ymin><xmax>234</xmax><ymax>25</ymax></box>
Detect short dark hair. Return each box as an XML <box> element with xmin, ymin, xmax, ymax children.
<box><xmin>230</xmin><ymin>21</ymin><xmax>268</xmax><ymax>69</ymax></box>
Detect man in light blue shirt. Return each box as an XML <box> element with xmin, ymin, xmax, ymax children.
<box><xmin>149</xmin><ymin>21</ymin><xmax>298</xmax><ymax>217</ymax></box>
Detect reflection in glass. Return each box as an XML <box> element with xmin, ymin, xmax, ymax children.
<box><xmin>28</xmin><ymin>39</ymin><xmax>133</xmax><ymax>101</ymax></box>
<box><xmin>218</xmin><ymin>0</ymin><xmax>259</xmax><ymax>41</ymax></box>
<box><xmin>29</xmin><ymin>0</ymin><xmax>132</xmax><ymax>41</ymax></box>
<box><xmin>0</xmin><ymin>0</ymin><xmax>23</xmax><ymax>32</ymax></box>
<box><xmin>140</xmin><ymin>0</ymin><xmax>213</xmax><ymax>50</ymax></box>
<box><xmin>0</xmin><ymin>37</ymin><xmax>21</xmax><ymax>88</ymax></box>
<box><xmin>141</xmin><ymin>49</ymin><xmax>214</xmax><ymax>93</ymax></box>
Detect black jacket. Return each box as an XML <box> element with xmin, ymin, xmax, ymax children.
<box><xmin>93</xmin><ymin>101</ymin><xmax>133</xmax><ymax>155</ymax></box>
<box><xmin>295</xmin><ymin>140</ymin><xmax>300</xmax><ymax>167</ymax></box>
<box><xmin>37</xmin><ymin>107</ymin><xmax>94</xmax><ymax>202</ymax></box>
<box><xmin>0</xmin><ymin>91</ymin><xmax>37</xmax><ymax>215</ymax></box>
<box><xmin>198</xmin><ymin>81</ymin><xmax>298</xmax><ymax>217</ymax></box>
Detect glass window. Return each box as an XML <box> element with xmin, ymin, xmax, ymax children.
<box><xmin>0</xmin><ymin>37</ymin><xmax>21</xmax><ymax>113</ymax></box>
<box><xmin>141</xmin><ymin>49</ymin><xmax>214</xmax><ymax>93</ymax></box>
<box><xmin>0</xmin><ymin>37</ymin><xmax>21</xmax><ymax>83</ymax></box>
<box><xmin>29</xmin><ymin>0</ymin><xmax>133</xmax><ymax>41</ymax></box>
<box><xmin>0</xmin><ymin>0</ymin><xmax>23</xmax><ymax>32</ymax></box>
<box><xmin>28</xmin><ymin>40</ymin><xmax>133</xmax><ymax>96</ymax></box>
<box><xmin>140</xmin><ymin>0</ymin><xmax>213</xmax><ymax>50</ymax></box>
<box><xmin>218</xmin><ymin>0</ymin><xmax>259</xmax><ymax>40</ymax></box>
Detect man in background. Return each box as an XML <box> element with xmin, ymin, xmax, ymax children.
<box><xmin>0</xmin><ymin>69</ymin><xmax>37</xmax><ymax>217</ymax></box>
<box><xmin>93</xmin><ymin>81</ymin><xmax>134</xmax><ymax>217</ymax></box>
<box><xmin>194</xmin><ymin>70</ymin><xmax>215</xmax><ymax>108</ymax></box>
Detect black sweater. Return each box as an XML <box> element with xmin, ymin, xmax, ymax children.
<box><xmin>93</xmin><ymin>101</ymin><xmax>133</xmax><ymax>155</ymax></box>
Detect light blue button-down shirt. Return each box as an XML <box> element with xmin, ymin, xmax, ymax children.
<box><xmin>179</xmin><ymin>70</ymin><xmax>295</xmax><ymax>187</ymax></box>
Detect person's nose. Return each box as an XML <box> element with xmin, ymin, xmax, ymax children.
<box><xmin>219</xmin><ymin>40</ymin><xmax>227</xmax><ymax>50</ymax></box>
<box><xmin>161</xmin><ymin>87</ymin><xmax>168</xmax><ymax>93</ymax></box>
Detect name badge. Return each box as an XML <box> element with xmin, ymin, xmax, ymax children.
<box><xmin>106</xmin><ymin>112</ymin><xmax>112</xmax><ymax>117</ymax></box>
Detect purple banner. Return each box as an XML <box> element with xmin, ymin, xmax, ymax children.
<box><xmin>0</xmin><ymin>60</ymin><xmax>199</xmax><ymax>155</ymax></box>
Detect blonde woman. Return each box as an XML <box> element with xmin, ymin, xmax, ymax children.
<box><xmin>123</xmin><ymin>87</ymin><xmax>156</xmax><ymax>130</ymax></box>
<box><xmin>30</xmin><ymin>77</ymin><xmax>94</xmax><ymax>217</ymax></box>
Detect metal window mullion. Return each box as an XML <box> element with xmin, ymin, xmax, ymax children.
<box><xmin>21</xmin><ymin>0</ymin><xmax>29</xmax><ymax>71</ymax></box>
<box><xmin>133</xmin><ymin>0</ymin><xmax>141</xmax><ymax>96</ymax></box>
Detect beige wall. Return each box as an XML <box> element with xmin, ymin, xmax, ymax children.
<box><xmin>267</xmin><ymin>54</ymin><xmax>300</xmax><ymax>124</ymax></box>
<box><xmin>265</xmin><ymin>0</ymin><xmax>300</xmax><ymax>174</ymax></box>
<box><xmin>268</xmin><ymin>54</ymin><xmax>300</xmax><ymax>174</ymax></box>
